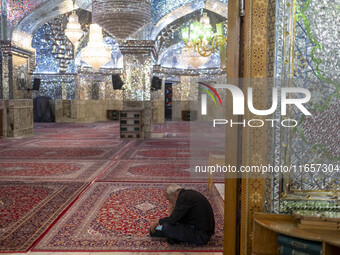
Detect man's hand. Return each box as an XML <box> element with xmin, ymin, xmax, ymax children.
<box><xmin>149</xmin><ymin>219</ymin><xmax>159</xmax><ymax>233</ymax></box>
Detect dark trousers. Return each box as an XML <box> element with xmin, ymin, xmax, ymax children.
<box><xmin>150</xmin><ymin>223</ymin><xmax>212</xmax><ymax>245</ymax></box>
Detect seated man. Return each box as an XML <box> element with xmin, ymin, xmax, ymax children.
<box><xmin>149</xmin><ymin>184</ymin><xmax>215</xmax><ymax>245</ymax></box>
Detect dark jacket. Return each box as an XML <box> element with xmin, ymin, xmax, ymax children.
<box><xmin>159</xmin><ymin>189</ymin><xmax>215</xmax><ymax>235</ymax></box>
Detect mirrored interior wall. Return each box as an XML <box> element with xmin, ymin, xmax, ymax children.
<box><xmin>27</xmin><ymin>0</ymin><xmax>227</xmax><ymax>102</ymax></box>
<box><xmin>272</xmin><ymin>0</ymin><xmax>340</xmax><ymax>213</ymax></box>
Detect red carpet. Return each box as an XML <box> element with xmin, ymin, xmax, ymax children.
<box><xmin>152</xmin><ymin>122</ymin><xmax>191</xmax><ymax>133</ymax></box>
<box><xmin>98</xmin><ymin>159</ymin><xmax>224</xmax><ymax>183</ymax></box>
<box><xmin>0</xmin><ymin>147</ymin><xmax>125</xmax><ymax>159</ymax></box>
<box><xmin>34</xmin><ymin>182</ymin><xmax>224</xmax><ymax>252</ymax></box>
<box><xmin>98</xmin><ymin>159</ymin><xmax>191</xmax><ymax>182</ymax></box>
<box><xmin>0</xmin><ymin>181</ymin><xmax>87</xmax><ymax>252</ymax></box>
<box><xmin>0</xmin><ymin>121</ymin><xmax>225</xmax><ymax>252</ymax></box>
<box><xmin>0</xmin><ymin>122</ymin><xmax>123</xmax><ymax>251</ymax></box>
<box><xmin>138</xmin><ymin>139</ymin><xmax>220</xmax><ymax>147</ymax></box>
<box><xmin>42</xmin><ymin>132</ymin><xmax>118</xmax><ymax>140</ymax></box>
<box><xmin>20</xmin><ymin>139</ymin><xmax>123</xmax><ymax>148</ymax></box>
<box><xmin>0</xmin><ymin>160</ymin><xmax>107</xmax><ymax>182</ymax></box>
<box><xmin>120</xmin><ymin>146</ymin><xmax>224</xmax><ymax>160</ymax></box>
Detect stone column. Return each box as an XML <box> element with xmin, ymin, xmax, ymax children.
<box><xmin>119</xmin><ymin>40</ymin><xmax>156</xmax><ymax>138</ymax></box>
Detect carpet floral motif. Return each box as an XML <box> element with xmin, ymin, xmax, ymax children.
<box><xmin>0</xmin><ymin>147</ymin><xmax>118</xmax><ymax>159</ymax></box>
<box><xmin>121</xmin><ymin>147</ymin><xmax>222</xmax><ymax>160</ymax></box>
<box><xmin>119</xmin><ymin>148</ymin><xmax>191</xmax><ymax>159</ymax></box>
<box><xmin>43</xmin><ymin>132</ymin><xmax>118</xmax><ymax>140</ymax></box>
<box><xmin>152</xmin><ymin>123</ymin><xmax>190</xmax><ymax>133</ymax></box>
<box><xmin>1</xmin><ymin>121</ymin><xmax>225</xmax><ymax>252</ymax></box>
<box><xmin>97</xmin><ymin>160</ymin><xmax>221</xmax><ymax>182</ymax></box>
<box><xmin>0</xmin><ymin>162</ymin><xmax>80</xmax><ymax>176</ymax></box>
<box><xmin>35</xmin><ymin>183</ymin><xmax>224</xmax><ymax>251</ymax></box>
<box><xmin>138</xmin><ymin>149</ymin><xmax>191</xmax><ymax>158</ymax></box>
<box><xmin>21</xmin><ymin>140</ymin><xmax>122</xmax><ymax>148</ymax></box>
<box><xmin>0</xmin><ymin>182</ymin><xmax>87</xmax><ymax>252</ymax></box>
<box><xmin>139</xmin><ymin>139</ymin><xmax>190</xmax><ymax>147</ymax></box>
<box><xmin>97</xmin><ymin>160</ymin><xmax>223</xmax><ymax>182</ymax></box>
<box><xmin>138</xmin><ymin>139</ymin><xmax>219</xmax><ymax>148</ymax></box>
<box><xmin>0</xmin><ymin>185</ymin><xmax>50</xmax><ymax>229</ymax></box>
<box><xmin>92</xmin><ymin>187</ymin><xmax>169</xmax><ymax>237</ymax></box>
<box><xmin>0</xmin><ymin>160</ymin><xmax>107</xmax><ymax>182</ymax></box>
<box><xmin>129</xmin><ymin>163</ymin><xmax>190</xmax><ymax>177</ymax></box>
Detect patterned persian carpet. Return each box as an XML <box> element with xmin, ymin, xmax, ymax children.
<box><xmin>137</xmin><ymin>139</ymin><xmax>191</xmax><ymax>147</ymax></box>
<box><xmin>0</xmin><ymin>139</ymin><xmax>23</xmax><ymax>148</ymax></box>
<box><xmin>0</xmin><ymin>122</ymin><xmax>124</xmax><ymax>251</ymax></box>
<box><xmin>119</xmin><ymin>146</ymin><xmax>224</xmax><ymax>161</ymax></box>
<box><xmin>152</xmin><ymin>122</ymin><xmax>190</xmax><ymax>133</ymax></box>
<box><xmin>137</xmin><ymin>139</ymin><xmax>223</xmax><ymax>148</ymax></box>
<box><xmin>0</xmin><ymin>147</ymin><xmax>124</xmax><ymax>160</ymax></box>
<box><xmin>0</xmin><ymin>160</ymin><xmax>107</xmax><ymax>182</ymax></box>
<box><xmin>98</xmin><ymin>159</ymin><xmax>224</xmax><ymax>183</ymax></box>
<box><xmin>1</xmin><ymin>121</ymin><xmax>225</xmax><ymax>252</ymax></box>
<box><xmin>42</xmin><ymin>132</ymin><xmax>119</xmax><ymax>140</ymax></box>
<box><xmin>0</xmin><ymin>181</ymin><xmax>87</xmax><ymax>252</ymax></box>
<box><xmin>98</xmin><ymin>160</ymin><xmax>191</xmax><ymax>182</ymax></box>
<box><xmin>34</xmin><ymin>183</ymin><xmax>224</xmax><ymax>252</ymax></box>
<box><xmin>20</xmin><ymin>139</ymin><xmax>123</xmax><ymax>148</ymax></box>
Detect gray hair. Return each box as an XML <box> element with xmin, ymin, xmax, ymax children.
<box><xmin>165</xmin><ymin>184</ymin><xmax>182</xmax><ymax>195</ymax></box>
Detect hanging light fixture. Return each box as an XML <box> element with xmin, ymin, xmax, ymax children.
<box><xmin>92</xmin><ymin>0</ymin><xmax>151</xmax><ymax>40</ymax></box>
<box><xmin>180</xmin><ymin>47</ymin><xmax>211</xmax><ymax>69</ymax></box>
<box><xmin>65</xmin><ymin>12</ymin><xmax>83</xmax><ymax>45</ymax></box>
<box><xmin>182</xmin><ymin>12</ymin><xmax>226</xmax><ymax>57</ymax></box>
<box><xmin>81</xmin><ymin>24</ymin><xmax>111</xmax><ymax>69</ymax></box>
<box><xmin>65</xmin><ymin>0</ymin><xmax>83</xmax><ymax>45</ymax></box>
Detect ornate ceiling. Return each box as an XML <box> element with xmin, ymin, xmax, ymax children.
<box><xmin>2</xmin><ymin>0</ymin><xmax>227</xmax><ymax>46</ymax></box>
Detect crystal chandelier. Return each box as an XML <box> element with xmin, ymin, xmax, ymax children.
<box><xmin>182</xmin><ymin>12</ymin><xmax>226</xmax><ymax>57</ymax></box>
<box><xmin>92</xmin><ymin>0</ymin><xmax>151</xmax><ymax>40</ymax></box>
<box><xmin>81</xmin><ymin>24</ymin><xmax>111</xmax><ymax>69</ymax></box>
<box><xmin>180</xmin><ymin>47</ymin><xmax>211</xmax><ymax>69</ymax></box>
<box><xmin>65</xmin><ymin>12</ymin><xmax>83</xmax><ymax>45</ymax></box>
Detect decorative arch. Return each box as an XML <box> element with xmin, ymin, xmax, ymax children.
<box><xmin>151</xmin><ymin>0</ymin><xmax>228</xmax><ymax>40</ymax></box>
<box><xmin>11</xmin><ymin>0</ymin><xmax>73</xmax><ymax>49</ymax></box>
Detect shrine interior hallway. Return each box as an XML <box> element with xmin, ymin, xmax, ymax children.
<box><xmin>0</xmin><ymin>121</ymin><xmax>225</xmax><ymax>255</ymax></box>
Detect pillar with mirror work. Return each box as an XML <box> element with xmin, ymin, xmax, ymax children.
<box><xmin>119</xmin><ymin>40</ymin><xmax>156</xmax><ymax>138</ymax></box>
